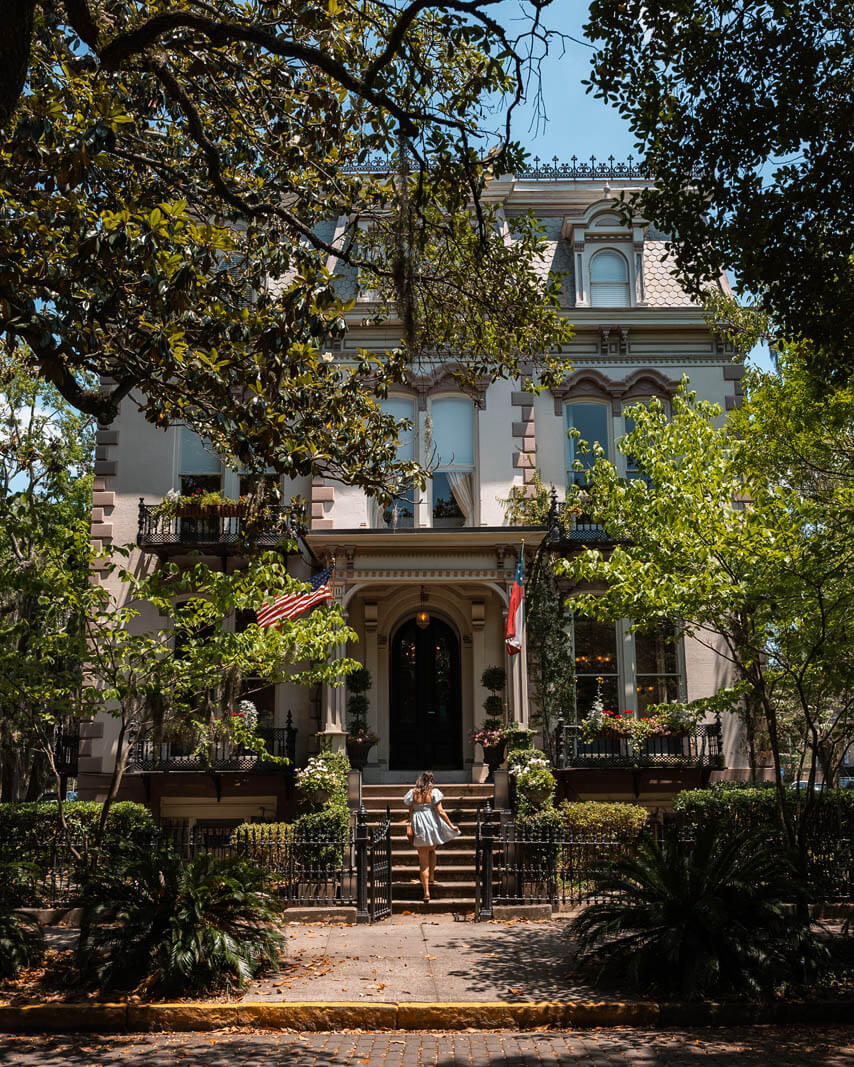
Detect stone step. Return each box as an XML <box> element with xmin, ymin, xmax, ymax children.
<box><xmin>390</xmin><ymin>848</ymin><xmax>475</xmax><ymax>865</ymax></box>
<box><xmin>388</xmin><ymin>865</ymin><xmax>475</xmax><ymax>882</ymax></box>
<box><xmin>393</xmin><ymin>880</ymin><xmax>476</xmax><ymax>900</ymax></box>
<box><xmin>361</xmin><ymin>784</ymin><xmax>494</xmax><ymax>797</ymax></box>
<box><xmin>392</xmin><ymin>898</ymin><xmax>476</xmax><ymax>915</ymax></box>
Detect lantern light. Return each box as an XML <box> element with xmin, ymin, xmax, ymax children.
<box><xmin>416</xmin><ymin>586</ymin><xmax>430</xmax><ymax>629</ymax></box>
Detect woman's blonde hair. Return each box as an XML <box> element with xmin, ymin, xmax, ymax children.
<box><xmin>414</xmin><ymin>770</ymin><xmax>434</xmax><ymax>804</ymax></box>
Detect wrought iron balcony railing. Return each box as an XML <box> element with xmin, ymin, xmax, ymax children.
<box><xmin>553</xmin><ymin>721</ymin><xmax>724</xmax><ymax>770</ymax></box>
<box><xmin>137</xmin><ymin>500</ymin><xmax>294</xmax><ymax>554</ymax></box>
<box><xmin>127</xmin><ymin>725</ymin><xmax>296</xmax><ymax>773</ymax></box>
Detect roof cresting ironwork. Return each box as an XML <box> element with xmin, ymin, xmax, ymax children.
<box><xmin>341</xmin><ymin>154</ymin><xmax>649</xmax><ymax>180</ymax></box>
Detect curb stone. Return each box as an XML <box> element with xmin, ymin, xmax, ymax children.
<box><xmin>0</xmin><ymin>998</ymin><xmax>851</xmax><ymax>1033</ymax></box>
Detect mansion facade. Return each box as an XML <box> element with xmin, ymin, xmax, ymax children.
<box><xmin>77</xmin><ymin>167</ymin><xmax>745</xmax><ymax>823</ymax></box>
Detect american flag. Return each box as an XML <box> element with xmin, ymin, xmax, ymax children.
<box><xmin>257</xmin><ymin>567</ymin><xmax>334</xmax><ymax>629</ymax></box>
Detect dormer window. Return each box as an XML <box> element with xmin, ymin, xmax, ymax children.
<box><xmin>590</xmin><ymin>249</ymin><xmax>630</xmax><ymax>307</ymax></box>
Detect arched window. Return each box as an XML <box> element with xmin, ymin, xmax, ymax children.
<box><xmin>430</xmin><ymin>395</ymin><xmax>475</xmax><ymax>527</ymax></box>
<box><xmin>565</xmin><ymin>402</ymin><xmax>609</xmax><ymax>487</ymax></box>
<box><xmin>379</xmin><ymin>396</ymin><xmax>416</xmax><ymax>528</ymax></box>
<box><xmin>590</xmin><ymin>249</ymin><xmax>630</xmax><ymax>307</ymax></box>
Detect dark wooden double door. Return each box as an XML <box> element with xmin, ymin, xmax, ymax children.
<box><xmin>389</xmin><ymin>617</ymin><xmax>462</xmax><ymax>771</ymax></box>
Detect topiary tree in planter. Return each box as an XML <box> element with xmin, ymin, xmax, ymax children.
<box><xmin>472</xmin><ymin>666</ymin><xmax>508</xmax><ymax>782</ymax></box>
<box><xmin>345</xmin><ymin>666</ymin><xmax>377</xmax><ymax>771</ymax></box>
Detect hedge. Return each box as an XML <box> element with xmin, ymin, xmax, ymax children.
<box><xmin>672</xmin><ymin>782</ymin><xmax>854</xmax><ymax>829</ymax></box>
<box><xmin>515</xmin><ymin>801</ymin><xmax>649</xmax><ymax>839</ymax></box>
<box><xmin>558</xmin><ymin>801</ymin><xmax>650</xmax><ymax>838</ymax></box>
<box><xmin>0</xmin><ymin>801</ymin><xmax>155</xmax><ymax>906</ymax></box>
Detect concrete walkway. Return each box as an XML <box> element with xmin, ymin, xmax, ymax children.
<box><xmin>245</xmin><ymin>915</ymin><xmax>598</xmax><ymax>1003</ymax></box>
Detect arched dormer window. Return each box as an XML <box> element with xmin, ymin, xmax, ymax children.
<box><xmin>590</xmin><ymin>249</ymin><xmax>630</xmax><ymax>307</ymax></box>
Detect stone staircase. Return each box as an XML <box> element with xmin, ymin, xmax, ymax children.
<box><xmin>361</xmin><ymin>783</ymin><xmax>493</xmax><ymax>914</ymax></box>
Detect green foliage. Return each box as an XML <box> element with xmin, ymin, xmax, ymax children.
<box><xmin>0</xmin><ymin>905</ymin><xmax>43</xmax><ymax>979</ymax></box>
<box><xmin>482</xmin><ymin>695</ymin><xmax>504</xmax><ymax>717</ymax></box>
<box><xmin>570</xmin><ymin>824</ymin><xmax>822</xmax><ymax>998</ymax></box>
<box><xmin>0</xmin><ymin>353</ymin><xmax>94</xmax><ymax>800</ymax></box>
<box><xmin>673</xmin><ymin>783</ymin><xmax>854</xmax><ymax>830</ymax></box>
<box><xmin>296</xmin><ymin>749</ymin><xmax>350</xmax><ymax>810</ymax></box>
<box><xmin>0</xmin><ymin>861</ymin><xmax>44</xmax><ymax>977</ymax></box>
<box><xmin>291</xmin><ymin>802</ymin><xmax>351</xmax><ymax>869</ymax></box>
<box><xmin>2</xmin><ymin>3</ymin><xmax>572</xmax><ymax>501</ymax></box>
<box><xmin>558</xmin><ymin>378</ymin><xmax>854</xmax><ymax>861</ymax></box>
<box><xmin>506</xmin><ymin>748</ymin><xmax>542</xmax><ymax>774</ymax></box>
<box><xmin>347</xmin><ymin>668</ymin><xmax>372</xmax><ymax>696</ymax></box>
<box><xmin>514</xmin><ymin>759</ymin><xmax>556</xmax><ymax>813</ymax></box>
<box><xmin>557</xmin><ymin>801</ymin><xmax>649</xmax><ymax>839</ymax></box>
<box><xmin>585</xmin><ymin>0</ymin><xmax>854</xmax><ymax>382</ymax></box>
<box><xmin>481</xmin><ymin>667</ymin><xmax>507</xmax><ymax>694</ymax></box>
<box><xmin>503</xmin><ymin>472</ymin><xmax>575</xmax><ymax>750</ymax></box>
<box><xmin>79</xmin><ymin>851</ymin><xmax>284</xmax><ymax>995</ymax></box>
<box><xmin>0</xmin><ymin>801</ymin><xmax>155</xmax><ymax>905</ymax></box>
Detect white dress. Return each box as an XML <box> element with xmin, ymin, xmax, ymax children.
<box><xmin>404</xmin><ymin>788</ymin><xmax>461</xmax><ymax>848</ymax></box>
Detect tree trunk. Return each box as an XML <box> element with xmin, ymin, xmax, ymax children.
<box><xmin>0</xmin><ymin>0</ymin><xmax>36</xmax><ymax>130</ymax></box>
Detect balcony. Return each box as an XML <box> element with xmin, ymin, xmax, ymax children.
<box><xmin>137</xmin><ymin>499</ymin><xmax>294</xmax><ymax>556</ymax></box>
<box><xmin>127</xmin><ymin>725</ymin><xmax>296</xmax><ymax>773</ymax></box>
<box><xmin>553</xmin><ymin>722</ymin><xmax>724</xmax><ymax>770</ymax></box>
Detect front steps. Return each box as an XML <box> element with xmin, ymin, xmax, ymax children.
<box><xmin>360</xmin><ymin>783</ymin><xmax>492</xmax><ymax>914</ymax></box>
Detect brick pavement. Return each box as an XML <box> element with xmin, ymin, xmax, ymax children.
<box><xmin>1</xmin><ymin>1028</ymin><xmax>853</xmax><ymax>1065</ymax></box>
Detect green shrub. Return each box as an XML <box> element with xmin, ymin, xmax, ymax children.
<box><xmin>0</xmin><ymin>861</ymin><xmax>44</xmax><ymax>978</ymax></box>
<box><xmin>571</xmin><ymin>823</ymin><xmax>823</xmax><ymax>999</ymax></box>
<box><xmin>502</xmin><ymin>726</ymin><xmax>534</xmax><ymax>750</ymax></box>
<box><xmin>515</xmin><ymin>761</ymin><xmax>556</xmax><ymax>813</ymax></box>
<box><xmin>291</xmin><ymin>802</ymin><xmax>351</xmax><ymax>869</ymax></box>
<box><xmin>558</xmin><ymin>801</ymin><xmax>649</xmax><ymax>838</ymax></box>
<box><xmin>79</xmin><ymin>851</ymin><xmax>285</xmax><ymax>995</ymax></box>
<box><xmin>0</xmin><ymin>801</ymin><xmax>155</xmax><ymax>905</ymax></box>
<box><xmin>506</xmin><ymin>748</ymin><xmax>544</xmax><ymax>774</ymax></box>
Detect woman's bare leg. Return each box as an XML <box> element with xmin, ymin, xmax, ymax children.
<box><xmin>428</xmin><ymin>849</ymin><xmax>437</xmax><ymax>885</ymax></box>
<box><xmin>417</xmin><ymin>847</ymin><xmax>432</xmax><ymax>899</ymax></box>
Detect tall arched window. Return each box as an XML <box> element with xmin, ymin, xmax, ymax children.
<box><xmin>565</xmin><ymin>402</ymin><xmax>609</xmax><ymax>487</ymax></box>
<box><xmin>430</xmin><ymin>395</ymin><xmax>475</xmax><ymax>527</ymax></box>
<box><xmin>590</xmin><ymin>250</ymin><xmax>630</xmax><ymax>307</ymax></box>
<box><xmin>379</xmin><ymin>396</ymin><xmax>416</xmax><ymax>528</ymax></box>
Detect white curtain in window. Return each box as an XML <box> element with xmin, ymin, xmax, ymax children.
<box><xmin>447</xmin><ymin>471</ymin><xmax>474</xmax><ymax>524</ymax></box>
<box><xmin>180</xmin><ymin>427</ymin><xmax>220</xmax><ymax>474</ymax></box>
<box><xmin>590</xmin><ymin>249</ymin><xmax>630</xmax><ymax>307</ymax></box>
<box><xmin>431</xmin><ymin>396</ymin><xmax>474</xmax><ymax>467</ymax></box>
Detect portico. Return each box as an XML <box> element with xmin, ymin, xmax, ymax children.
<box><xmin>307</xmin><ymin>528</ymin><xmax>540</xmax><ymax>783</ymax></box>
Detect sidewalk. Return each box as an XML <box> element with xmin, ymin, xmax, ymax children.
<box><xmin>244</xmin><ymin>915</ymin><xmax>599</xmax><ymax>1003</ymax></box>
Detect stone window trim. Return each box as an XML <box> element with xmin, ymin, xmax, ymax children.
<box><xmin>551</xmin><ymin>368</ymin><xmax>681</xmax><ymax>417</ymax></box>
<box><xmin>396</xmin><ymin>362</ymin><xmax>490</xmax><ymax>411</ymax></box>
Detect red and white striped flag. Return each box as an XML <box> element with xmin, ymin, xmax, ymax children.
<box><xmin>505</xmin><ymin>546</ymin><xmax>525</xmax><ymax>656</ymax></box>
<box><xmin>257</xmin><ymin>567</ymin><xmax>333</xmax><ymax>629</ymax></box>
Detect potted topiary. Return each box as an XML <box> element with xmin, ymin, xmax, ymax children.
<box><xmin>473</xmin><ymin>666</ymin><xmax>508</xmax><ymax>782</ymax></box>
<box><xmin>345</xmin><ymin>667</ymin><xmax>378</xmax><ymax>771</ymax></box>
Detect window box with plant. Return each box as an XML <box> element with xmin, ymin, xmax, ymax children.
<box><xmin>344</xmin><ymin>667</ymin><xmax>378</xmax><ymax>771</ymax></box>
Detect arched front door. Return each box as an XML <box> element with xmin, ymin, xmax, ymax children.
<box><xmin>390</xmin><ymin>617</ymin><xmax>462</xmax><ymax>771</ymax></box>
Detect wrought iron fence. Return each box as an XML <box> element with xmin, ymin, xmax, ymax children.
<box><xmin>474</xmin><ymin>807</ymin><xmax>853</xmax><ymax>919</ymax></box>
<box><xmin>552</xmin><ymin>720</ymin><xmax>724</xmax><ymax>770</ymax></box>
<box><xmin>475</xmin><ymin>805</ymin><xmax>641</xmax><ymax>918</ymax></box>
<box><xmin>3</xmin><ymin>809</ymin><xmax>393</xmax><ymax>920</ymax></box>
<box><xmin>127</xmin><ymin>722</ymin><xmax>296</xmax><ymax>773</ymax></box>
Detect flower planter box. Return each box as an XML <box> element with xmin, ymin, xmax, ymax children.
<box><xmin>174</xmin><ymin>502</ymin><xmax>247</xmax><ymax>519</ymax></box>
<box><xmin>346</xmin><ymin>737</ymin><xmax>376</xmax><ymax>771</ymax></box>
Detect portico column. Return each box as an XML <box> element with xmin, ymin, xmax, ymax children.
<box><xmin>363</xmin><ymin>602</ymin><xmax>380</xmax><ymax>761</ymax></box>
<box><xmin>318</xmin><ymin>566</ymin><xmax>349</xmax><ymax>752</ymax></box>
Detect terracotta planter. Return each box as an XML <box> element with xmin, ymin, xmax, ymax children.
<box><xmin>346</xmin><ymin>737</ymin><xmax>376</xmax><ymax>771</ymax></box>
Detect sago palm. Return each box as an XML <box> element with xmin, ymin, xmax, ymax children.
<box><xmin>0</xmin><ymin>861</ymin><xmax>44</xmax><ymax>978</ymax></box>
<box><xmin>78</xmin><ymin>850</ymin><xmax>285</xmax><ymax>994</ymax></box>
<box><xmin>570</xmin><ymin>823</ymin><xmax>820</xmax><ymax>999</ymax></box>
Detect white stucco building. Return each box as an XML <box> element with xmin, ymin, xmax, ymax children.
<box><xmin>77</xmin><ymin>164</ymin><xmax>745</xmax><ymax>821</ymax></box>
